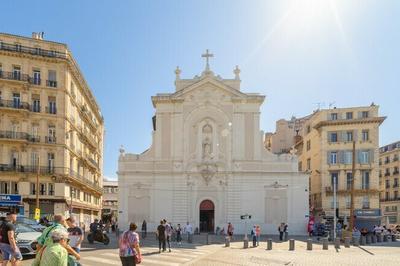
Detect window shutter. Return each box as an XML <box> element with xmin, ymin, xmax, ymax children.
<box><xmin>369</xmin><ymin>149</ymin><xmax>374</xmax><ymax>164</ymax></box>
<box><xmin>338</xmin><ymin>150</ymin><xmax>344</xmax><ymax>164</ymax></box>
<box><xmin>357</xmin><ymin>111</ymin><xmax>362</xmax><ymax>119</ymax></box>
<box><xmin>357</xmin><ymin>150</ymin><xmax>362</xmax><ymax>163</ymax></box>
<box><xmin>328</xmin><ymin>132</ymin><xmax>331</xmax><ymax>142</ymax></box>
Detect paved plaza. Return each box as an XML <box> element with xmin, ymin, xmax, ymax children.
<box><xmin>19</xmin><ymin>233</ymin><xmax>400</xmax><ymax>266</ymax></box>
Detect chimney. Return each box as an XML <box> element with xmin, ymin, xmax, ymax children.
<box><xmin>32</xmin><ymin>32</ymin><xmax>44</xmax><ymax>40</ymax></box>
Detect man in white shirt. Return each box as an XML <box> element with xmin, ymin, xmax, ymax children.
<box><xmin>184</xmin><ymin>222</ymin><xmax>193</xmax><ymax>243</ymax></box>
<box><xmin>66</xmin><ymin>216</ymin><xmax>84</xmax><ymax>253</ymax></box>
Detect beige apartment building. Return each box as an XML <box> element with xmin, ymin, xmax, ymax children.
<box><xmin>379</xmin><ymin>141</ymin><xmax>400</xmax><ymax>224</ymax></box>
<box><xmin>102</xmin><ymin>179</ymin><xmax>118</xmax><ymax>222</ymax></box>
<box><xmin>294</xmin><ymin>105</ymin><xmax>385</xmax><ymax>221</ymax></box>
<box><xmin>0</xmin><ymin>32</ymin><xmax>104</xmax><ymax>227</ymax></box>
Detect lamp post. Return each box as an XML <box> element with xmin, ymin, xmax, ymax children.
<box><xmin>35</xmin><ymin>156</ymin><xmax>40</xmax><ymax>221</ymax></box>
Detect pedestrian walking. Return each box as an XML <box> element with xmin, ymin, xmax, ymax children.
<box><xmin>32</xmin><ymin>230</ymin><xmax>70</xmax><ymax>266</ymax></box>
<box><xmin>251</xmin><ymin>225</ymin><xmax>257</xmax><ymax>247</ymax></box>
<box><xmin>278</xmin><ymin>222</ymin><xmax>285</xmax><ymax>241</ymax></box>
<box><xmin>176</xmin><ymin>224</ymin><xmax>182</xmax><ymax>246</ymax></box>
<box><xmin>119</xmin><ymin>222</ymin><xmax>141</xmax><ymax>266</ymax></box>
<box><xmin>66</xmin><ymin>216</ymin><xmax>84</xmax><ymax>253</ymax></box>
<box><xmin>157</xmin><ymin>220</ymin><xmax>166</xmax><ymax>252</ymax></box>
<box><xmin>255</xmin><ymin>225</ymin><xmax>261</xmax><ymax>246</ymax></box>
<box><xmin>184</xmin><ymin>222</ymin><xmax>193</xmax><ymax>243</ymax></box>
<box><xmin>141</xmin><ymin>220</ymin><xmax>147</xmax><ymax>239</ymax></box>
<box><xmin>0</xmin><ymin>211</ymin><xmax>22</xmax><ymax>266</ymax></box>
<box><xmin>164</xmin><ymin>219</ymin><xmax>172</xmax><ymax>252</ymax></box>
<box><xmin>227</xmin><ymin>222</ymin><xmax>234</xmax><ymax>240</ymax></box>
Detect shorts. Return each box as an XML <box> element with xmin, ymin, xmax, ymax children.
<box><xmin>72</xmin><ymin>247</ymin><xmax>81</xmax><ymax>253</ymax></box>
<box><xmin>0</xmin><ymin>243</ymin><xmax>23</xmax><ymax>261</ymax></box>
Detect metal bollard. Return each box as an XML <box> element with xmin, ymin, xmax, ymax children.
<box><xmin>322</xmin><ymin>238</ymin><xmax>329</xmax><ymax>250</ymax></box>
<box><xmin>352</xmin><ymin>237</ymin><xmax>359</xmax><ymax>246</ymax></box>
<box><xmin>360</xmin><ymin>236</ymin><xmax>366</xmax><ymax>245</ymax></box>
<box><xmin>307</xmin><ymin>239</ymin><xmax>312</xmax><ymax>250</ymax></box>
<box><xmin>334</xmin><ymin>238</ymin><xmax>340</xmax><ymax>249</ymax></box>
<box><xmin>289</xmin><ymin>239</ymin><xmax>295</xmax><ymax>251</ymax></box>
<box><xmin>383</xmin><ymin>235</ymin><xmax>388</xmax><ymax>242</ymax></box>
<box><xmin>225</xmin><ymin>237</ymin><xmax>230</xmax><ymax>247</ymax></box>
<box><xmin>344</xmin><ymin>237</ymin><xmax>351</xmax><ymax>248</ymax></box>
<box><xmin>366</xmin><ymin>235</ymin><xmax>371</xmax><ymax>244</ymax></box>
<box><xmin>244</xmin><ymin>238</ymin><xmax>249</xmax><ymax>249</ymax></box>
<box><xmin>371</xmin><ymin>235</ymin><xmax>376</xmax><ymax>243</ymax></box>
<box><xmin>267</xmin><ymin>238</ymin><xmax>272</xmax><ymax>250</ymax></box>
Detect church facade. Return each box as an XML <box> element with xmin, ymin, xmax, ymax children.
<box><xmin>118</xmin><ymin>52</ymin><xmax>309</xmax><ymax>235</ymax></box>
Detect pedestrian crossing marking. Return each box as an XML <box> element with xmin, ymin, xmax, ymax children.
<box><xmin>140</xmin><ymin>257</ymin><xmax>180</xmax><ymax>266</ymax></box>
<box><xmin>82</xmin><ymin>256</ymin><xmax>120</xmax><ymax>265</ymax></box>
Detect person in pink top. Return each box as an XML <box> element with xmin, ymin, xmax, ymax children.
<box><xmin>119</xmin><ymin>223</ymin><xmax>141</xmax><ymax>266</ymax></box>
<box><xmin>255</xmin><ymin>225</ymin><xmax>261</xmax><ymax>246</ymax></box>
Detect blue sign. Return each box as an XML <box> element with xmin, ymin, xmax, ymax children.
<box><xmin>0</xmin><ymin>194</ymin><xmax>22</xmax><ymax>206</ymax></box>
<box><xmin>354</xmin><ymin>209</ymin><xmax>381</xmax><ymax>217</ymax></box>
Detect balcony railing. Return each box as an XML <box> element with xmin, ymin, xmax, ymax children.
<box><xmin>0</xmin><ymin>99</ymin><xmax>30</xmax><ymax>110</ymax></box>
<box><xmin>393</xmin><ymin>170</ymin><xmax>399</xmax><ymax>175</ymax></box>
<box><xmin>0</xmin><ymin>42</ymin><xmax>67</xmax><ymax>59</ymax></box>
<box><xmin>46</xmin><ymin>80</ymin><xmax>57</xmax><ymax>88</ymax></box>
<box><xmin>28</xmin><ymin>77</ymin><xmax>41</xmax><ymax>85</ymax></box>
<box><xmin>30</xmin><ymin>105</ymin><xmax>41</xmax><ymax>113</ymax></box>
<box><xmin>0</xmin><ymin>131</ymin><xmax>29</xmax><ymax>140</ymax></box>
<box><xmin>0</xmin><ymin>71</ymin><xmax>30</xmax><ymax>82</ymax></box>
<box><xmin>45</xmin><ymin>106</ymin><xmax>57</xmax><ymax>114</ymax></box>
<box><xmin>0</xmin><ymin>165</ymin><xmax>101</xmax><ymax>191</ymax></box>
<box><xmin>45</xmin><ymin>136</ymin><xmax>57</xmax><ymax>144</ymax></box>
<box><xmin>385</xmin><ymin>172</ymin><xmax>390</xmax><ymax>176</ymax></box>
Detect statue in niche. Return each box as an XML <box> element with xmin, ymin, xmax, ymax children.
<box><xmin>202</xmin><ymin>124</ymin><xmax>213</xmax><ymax>160</ymax></box>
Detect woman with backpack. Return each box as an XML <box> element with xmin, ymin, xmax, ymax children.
<box><xmin>119</xmin><ymin>222</ymin><xmax>141</xmax><ymax>266</ymax></box>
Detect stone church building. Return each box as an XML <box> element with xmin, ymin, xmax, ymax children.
<box><xmin>118</xmin><ymin>52</ymin><xmax>309</xmax><ymax>234</ymax></box>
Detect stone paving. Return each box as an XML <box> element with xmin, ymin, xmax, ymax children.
<box><xmin>19</xmin><ymin>234</ymin><xmax>400</xmax><ymax>265</ymax></box>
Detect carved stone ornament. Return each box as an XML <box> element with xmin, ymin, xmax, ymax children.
<box><xmin>198</xmin><ymin>163</ymin><xmax>217</xmax><ymax>185</ymax></box>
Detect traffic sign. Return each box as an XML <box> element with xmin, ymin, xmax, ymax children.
<box><xmin>34</xmin><ymin>208</ymin><xmax>41</xmax><ymax>220</ymax></box>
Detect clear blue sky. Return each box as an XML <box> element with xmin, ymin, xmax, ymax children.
<box><xmin>2</xmin><ymin>0</ymin><xmax>399</xmax><ymax>179</ymax></box>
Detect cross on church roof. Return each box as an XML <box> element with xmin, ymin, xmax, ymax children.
<box><xmin>202</xmin><ymin>49</ymin><xmax>214</xmax><ymax>71</ymax></box>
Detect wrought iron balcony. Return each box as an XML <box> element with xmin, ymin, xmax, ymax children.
<box><xmin>0</xmin><ymin>99</ymin><xmax>30</xmax><ymax>110</ymax></box>
<box><xmin>46</xmin><ymin>80</ymin><xmax>57</xmax><ymax>88</ymax></box>
<box><xmin>28</xmin><ymin>77</ymin><xmax>41</xmax><ymax>85</ymax></box>
<box><xmin>0</xmin><ymin>71</ymin><xmax>30</xmax><ymax>82</ymax></box>
<box><xmin>45</xmin><ymin>136</ymin><xmax>57</xmax><ymax>144</ymax></box>
<box><xmin>0</xmin><ymin>131</ymin><xmax>29</xmax><ymax>140</ymax></box>
<box><xmin>393</xmin><ymin>170</ymin><xmax>399</xmax><ymax>175</ymax></box>
<box><xmin>45</xmin><ymin>106</ymin><xmax>57</xmax><ymax>114</ymax></box>
<box><xmin>30</xmin><ymin>105</ymin><xmax>41</xmax><ymax>113</ymax></box>
<box><xmin>0</xmin><ymin>42</ymin><xmax>67</xmax><ymax>59</ymax></box>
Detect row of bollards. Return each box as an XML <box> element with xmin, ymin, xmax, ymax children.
<box><xmin>231</xmin><ymin>234</ymin><xmax>397</xmax><ymax>251</ymax></box>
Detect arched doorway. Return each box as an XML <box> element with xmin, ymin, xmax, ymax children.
<box><xmin>199</xmin><ymin>199</ymin><xmax>214</xmax><ymax>233</ymax></box>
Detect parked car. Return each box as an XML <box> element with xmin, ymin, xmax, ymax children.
<box><xmin>17</xmin><ymin>216</ymin><xmax>46</xmax><ymax>232</ymax></box>
<box><xmin>16</xmin><ymin>223</ymin><xmax>41</xmax><ymax>256</ymax></box>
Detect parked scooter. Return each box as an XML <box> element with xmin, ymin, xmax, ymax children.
<box><xmin>87</xmin><ymin>227</ymin><xmax>110</xmax><ymax>245</ymax></box>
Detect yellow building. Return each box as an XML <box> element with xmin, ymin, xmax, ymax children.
<box><xmin>0</xmin><ymin>32</ymin><xmax>104</xmax><ymax>227</ymax></box>
<box><xmin>379</xmin><ymin>141</ymin><xmax>400</xmax><ymax>224</ymax></box>
<box><xmin>294</xmin><ymin>105</ymin><xmax>385</xmax><ymax>221</ymax></box>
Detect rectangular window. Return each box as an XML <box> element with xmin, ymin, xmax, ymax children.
<box><xmin>388</xmin><ymin>216</ymin><xmax>397</xmax><ymax>224</ymax></box>
<box><xmin>362</xmin><ymin>130</ymin><xmax>369</xmax><ymax>141</ymax></box>
<box><xmin>395</xmin><ymin>191</ymin><xmax>398</xmax><ymax>200</ymax></box>
<box><xmin>47</xmin><ymin>97</ymin><xmax>57</xmax><ymax>114</ymax></box>
<box><xmin>330</xmin><ymin>113</ymin><xmax>338</xmax><ymax>120</ymax></box>
<box><xmin>48</xmin><ymin>183</ymin><xmax>54</xmax><ymax>195</ymax></box>
<box><xmin>47</xmin><ymin>70</ymin><xmax>57</xmax><ymax>87</ymax></box>
<box><xmin>394</xmin><ymin>178</ymin><xmax>399</xmax><ymax>188</ymax></box>
<box><xmin>307</xmin><ymin>158</ymin><xmax>311</xmax><ymax>170</ymax></box>
<box><xmin>346</xmin><ymin>196</ymin><xmax>351</xmax><ymax>208</ymax></box>
<box><xmin>30</xmin><ymin>183</ymin><xmax>36</xmax><ymax>195</ymax></box>
<box><xmin>47</xmin><ymin>153</ymin><xmax>55</xmax><ymax>172</ymax></box>
<box><xmin>13</xmin><ymin>66</ymin><xmax>21</xmax><ymax>80</ymax></box>
<box><xmin>330</xmin><ymin>152</ymin><xmax>338</xmax><ymax>164</ymax></box>
<box><xmin>13</xmin><ymin>93</ymin><xmax>21</xmax><ymax>108</ymax></box>
<box><xmin>32</xmin><ymin>98</ymin><xmax>40</xmax><ymax>112</ymax></box>
<box><xmin>361</xmin><ymin>171</ymin><xmax>370</xmax><ymax>190</ymax></box>
<box><xmin>306</xmin><ymin>140</ymin><xmax>311</xmax><ymax>151</ymax></box>
<box><xmin>361</xmin><ymin>111</ymin><xmax>369</xmax><ymax>118</ymax></box>
<box><xmin>33</xmin><ymin>70</ymin><xmax>41</xmax><ymax>85</ymax></box>
<box><xmin>307</xmin><ymin>125</ymin><xmax>311</xmax><ymax>133</ymax></box>
<box><xmin>362</xmin><ymin>196</ymin><xmax>369</xmax><ymax>209</ymax></box>
<box><xmin>344</xmin><ymin>151</ymin><xmax>353</xmax><ymax>164</ymax></box>
<box><xmin>0</xmin><ymin>182</ymin><xmax>9</xmax><ymax>194</ymax></box>
<box><xmin>11</xmin><ymin>182</ymin><xmax>18</xmax><ymax>194</ymax></box>
<box><xmin>386</xmin><ymin>180</ymin><xmax>390</xmax><ymax>189</ymax></box>
<box><xmin>330</xmin><ymin>132</ymin><xmax>338</xmax><ymax>143</ymax></box>
<box><xmin>331</xmin><ymin>172</ymin><xmax>339</xmax><ymax>187</ymax></box>
<box><xmin>39</xmin><ymin>183</ymin><xmax>46</xmax><ymax>195</ymax></box>
<box><xmin>346</xmin><ymin>131</ymin><xmax>353</xmax><ymax>142</ymax></box>
<box><xmin>31</xmin><ymin>152</ymin><xmax>39</xmax><ymax>168</ymax></box>
<box><xmin>298</xmin><ymin>161</ymin><xmax>302</xmax><ymax>172</ymax></box>
<box><xmin>360</xmin><ymin>151</ymin><xmax>370</xmax><ymax>164</ymax></box>
<box><xmin>47</xmin><ymin>126</ymin><xmax>56</xmax><ymax>143</ymax></box>
<box><xmin>346</xmin><ymin>112</ymin><xmax>353</xmax><ymax>120</ymax></box>
<box><xmin>346</xmin><ymin>172</ymin><xmax>352</xmax><ymax>190</ymax></box>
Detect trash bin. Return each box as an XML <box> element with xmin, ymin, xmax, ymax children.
<box><xmin>225</xmin><ymin>236</ymin><xmax>230</xmax><ymax>247</ymax></box>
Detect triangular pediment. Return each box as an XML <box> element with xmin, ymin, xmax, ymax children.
<box><xmin>171</xmin><ymin>76</ymin><xmax>246</xmax><ymax>99</ymax></box>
